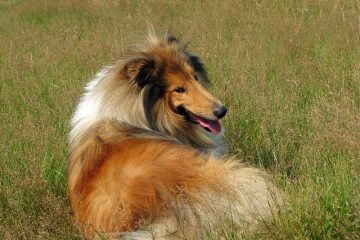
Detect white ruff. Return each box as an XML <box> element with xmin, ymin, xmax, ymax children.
<box><xmin>69</xmin><ymin>68</ymin><xmax>108</xmax><ymax>143</ymax></box>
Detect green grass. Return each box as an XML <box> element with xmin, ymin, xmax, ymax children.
<box><xmin>0</xmin><ymin>0</ymin><xmax>359</xmax><ymax>239</ymax></box>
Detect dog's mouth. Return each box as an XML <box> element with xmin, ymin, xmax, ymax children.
<box><xmin>177</xmin><ymin>106</ymin><xmax>221</xmax><ymax>134</ymax></box>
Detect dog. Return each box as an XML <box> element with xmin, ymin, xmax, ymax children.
<box><xmin>68</xmin><ymin>30</ymin><xmax>282</xmax><ymax>239</ymax></box>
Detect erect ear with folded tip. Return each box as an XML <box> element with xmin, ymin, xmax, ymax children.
<box><xmin>126</xmin><ymin>59</ymin><xmax>156</xmax><ymax>87</ymax></box>
<box><xmin>167</xmin><ymin>35</ymin><xmax>179</xmax><ymax>43</ymax></box>
<box><xmin>188</xmin><ymin>55</ymin><xmax>210</xmax><ymax>86</ymax></box>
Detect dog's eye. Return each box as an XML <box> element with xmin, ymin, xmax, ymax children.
<box><xmin>194</xmin><ymin>74</ymin><xmax>198</xmax><ymax>81</ymax></box>
<box><xmin>174</xmin><ymin>87</ymin><xmax>186</xmax><ymax>93</ymax></box>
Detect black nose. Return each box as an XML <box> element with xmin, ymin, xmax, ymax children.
<box><xmin>214</xmin><ymin>105</ymin><xmax>228</xmax><ymax>119</ymax></box>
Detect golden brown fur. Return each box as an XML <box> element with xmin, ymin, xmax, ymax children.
<box><xmin>68</xmin><ymin>31</ymin><xmax>282</xmax><ymax>239</ymax></box>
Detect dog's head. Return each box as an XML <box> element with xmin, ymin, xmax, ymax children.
<box><xmin>122</xmin><ymin>34</ymin><xmax>227</xmax><ymax>135</ymax></box>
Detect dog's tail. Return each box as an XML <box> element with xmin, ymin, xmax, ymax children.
<box><xmin>105</xmin><ymin>151</ymin><xmax>282</xmax><ymax>240</ymax></box>
<box><xmin>114</xmin><ymin>164</ymin><xmax>282</xmax><ymax>240</ymax></box>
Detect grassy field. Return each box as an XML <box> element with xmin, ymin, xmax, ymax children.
<box><xmin>0</xmin><ymin>0</ymin><xmax>359</xmax><ymax>239</ymax></box>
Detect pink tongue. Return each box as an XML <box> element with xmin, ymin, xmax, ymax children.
<box><xmin>194</xmin><ymin>116</ymin><xmax>221</xmax><ymax>134</ymax></box>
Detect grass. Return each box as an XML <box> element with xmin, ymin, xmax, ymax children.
<box><xmin>0</xmin><ymin>0</ymin><xmax>359</xmax><ymax>239</ymax></box>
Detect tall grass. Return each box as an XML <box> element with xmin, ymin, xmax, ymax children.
<box><xmin>0</xmin><ymin>0</ymin><xmax>359</xmax><ymax>239</ymax></box>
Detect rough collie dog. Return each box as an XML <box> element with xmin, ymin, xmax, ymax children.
<box><xmin>68</xmin><ymin>31</ymin><xmax>281</xmax><ymax>239</ymax></box>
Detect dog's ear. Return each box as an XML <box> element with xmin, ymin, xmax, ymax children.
<box><xmin>167</xmin><ymin>35</ymin><xmax>179</xmax><ymax>44</ymax></box>
<box><xmin>188</xmin><ymin>55</ymin><xmax>209</xmax><ymax>86</ymax></box>
<box><xmin>126</xmin><ymin>59</ymin><xmax>156</xmax><ymax>87</ymax></box>
<box><xmin>125</xmin><ymin>58</ymin><xmax>166</xmax><ymax>130</ymax></box>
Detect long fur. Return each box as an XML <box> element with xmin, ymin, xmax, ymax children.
<box><xmin>68</xmin><ymin>30</ymin><xmax>282</xmax><ymax>239</ymax></box>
